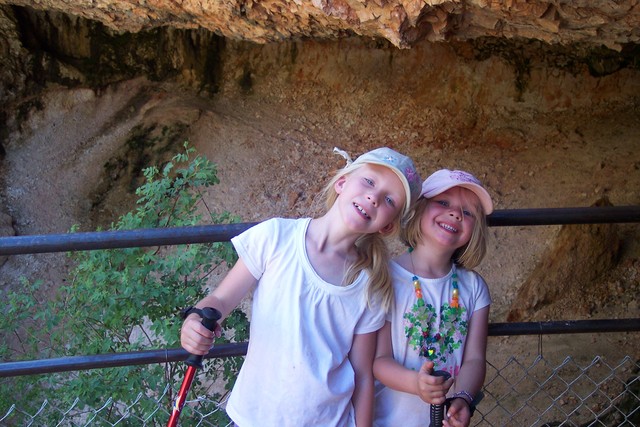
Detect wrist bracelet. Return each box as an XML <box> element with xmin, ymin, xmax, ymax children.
<box><xmin>445</xmin><ymin>392</ymin><xmax>477</xmax><ymax>417</ymax></box>
<box><xmin>450</xmin><ymin>390</ymin><xmax>474</xmax><ymax>406</ymax></box>
<box><xmin>444</xmin><ymin>392</ymin><xmax>476</xmax><ymax>417</ymax></box>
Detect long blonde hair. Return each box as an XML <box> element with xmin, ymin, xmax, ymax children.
<box><xmin>322</xmin><ymin>163</ymin><xmax>405</xmax><ymax>311</ymax></box>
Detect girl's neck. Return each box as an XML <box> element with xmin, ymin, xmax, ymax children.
<box><xmin>397</xmin><ymin>245</ymin><xmax>453</xmax><ymax>279</ymax></box>
<box><xmin>307</xmin><ymin>215</ymin><xmax>360</xmax><ymax>257</ymax></box>
<box><xmin>305</xmin><ymin>216</ymin><xmax>361</xmax><ymax>286</ymax></box>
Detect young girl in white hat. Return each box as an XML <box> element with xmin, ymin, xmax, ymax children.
<box><xmin>373</xmin><ymin>169</ymin><xmax>494</xmax><ymax>427</ymax></box>
<box><xmin>181</xmin><ymin>147</ymin><xmax>421</xmax><ymax>426</ymax></box>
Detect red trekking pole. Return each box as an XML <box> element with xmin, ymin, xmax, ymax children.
<box><xmin>167</xmin><ymin>306</ymin><xmax>221</xmax><ymax>427</ymax></box>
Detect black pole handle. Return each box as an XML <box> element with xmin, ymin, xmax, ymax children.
<box><xmin>429</xmin><ymin>370</ymin><xmax>452</xmax><ymax>427</ymax></box>
<box><xmin>184</xmin><ymin>307</ymin><xmax>222</xmax><ymax>368</ymax></box>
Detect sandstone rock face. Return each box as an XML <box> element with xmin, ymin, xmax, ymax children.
<box><xmin>0</xmin><ymin>0</ymin><xmax>638</xmax><ymax>49</ymax></box>
<box><xmin>506</xmin><ymin>198</ymin><xmax>622</xmax><ymax>322</ymax></box>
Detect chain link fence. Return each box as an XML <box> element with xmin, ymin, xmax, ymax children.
<box><xmin>1</xmin><ymin>352</ymin><xmax>637</xmax><ymax>426</ymax></box>
<box><xmin>479</xmin><ymin>354</ymin><xmax>639</xmax><ymax>426</ymax></box>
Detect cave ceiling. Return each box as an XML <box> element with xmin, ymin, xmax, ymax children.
<box><xmin>1</xmin><ymin>0</ymin><xmax>638</xmax><ymax>49</ymax></box>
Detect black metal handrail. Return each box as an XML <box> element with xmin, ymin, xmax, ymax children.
<box><xmin>1</xmin><ymin>319</ymin><xmax>638</xmax><ymax>378</ymax></box>
<box><xmin>0</xmin><ymin>343</ymin><xmax>250</xmax><ymax>378</ymax></box>
<box><xmin>486</xmin><ymin>206</ymin><xmax>640</xmax><ymax>226</ymax></box>
<box><xmin>1</xmin><ymin>206</ymin><xmax>639</xmax><ymax>256</ymax></box>
<box><xmin>0</xmin><ymin>223</ymin><xmax>259</xmax><ymax>256</ymax></box>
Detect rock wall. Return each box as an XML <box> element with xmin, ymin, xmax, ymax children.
<box><xmin>1</xmin><ymin>0</ymin><xmax>639</xmax><ymax>50</ymax></box>
<box><xmin>1</xmin><ymin>6</ymin><xmax>639</xmax><ymax>130</ymax></box>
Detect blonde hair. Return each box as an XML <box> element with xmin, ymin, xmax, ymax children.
<box><xmin>322</xmin><ymin>163</ymin><xmax>406</xmax><ymax>311</ymax></box>
<box><xmin>400</xmin><ymin>195</ymin><xmax>489</xmax><ymax>270</ymax></box>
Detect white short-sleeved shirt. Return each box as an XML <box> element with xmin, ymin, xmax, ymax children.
<box><xmin>374</xmin><ymin>260</ymin><xmax>491</xmax><ymax>427</ymax></box>
<box><xmin>226</xmin><ymin>218</ymin><xmax>385</xmax><ymax>427</ymax></box>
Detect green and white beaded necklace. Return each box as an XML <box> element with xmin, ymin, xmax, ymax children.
<box><xmin>404</xmin><ymin>247</ymin><xmax>462</xmax><ymax>360</ymax></box>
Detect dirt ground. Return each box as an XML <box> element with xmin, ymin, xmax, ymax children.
<box><xmin>1</xmin><ymin>39</ymin><xmax>639</xmax><ymax>379</ymax></box>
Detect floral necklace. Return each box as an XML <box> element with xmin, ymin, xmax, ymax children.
<box><xmin>403</xmin><ymin>248</ymin><xmax>466</xmax><ymax>362</ymax></box>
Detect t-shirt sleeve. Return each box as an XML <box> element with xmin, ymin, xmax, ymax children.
<box><xmin>354</xmin><ymin>290</ymin><xmax>386</xmax><ymax>334</ymax></box>
<box><xmin>472</xmin><ymin>272</ymin><xmax>491</xmax><ymax>313</ymax></box>
<box><xmin>231</xmin><ymin>219</ymin><xmax>279</xmax><ymax>281</ymax></box>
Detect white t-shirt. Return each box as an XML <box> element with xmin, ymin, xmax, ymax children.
<box><xmin>226</xmin><ymin>218</ymin><xmax>385</xmax><ymax>427</ymax></box>
<box><xmin>374</xmin><ymin>260</ymin><xmax>491</xmax><ymax>427</ymax></box>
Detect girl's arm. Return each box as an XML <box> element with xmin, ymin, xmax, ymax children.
<box><xmin>180</xmin><ymin>258</ymin><xmax>257</xmax><ymax>355</ymax></box>
<box><xmin>373</xmin><ymin>321</ymin><xmax>452</xmax><ymax>404</ymax></box>
<box><xmin>444</xmin><ymin>305</ymin><xmax>490</xmax><ymax>427</ymax></box>
<box><xmin>349</xmin><ymin>331</ymin><xmax>377</xmax><ymax>427</ymax></box>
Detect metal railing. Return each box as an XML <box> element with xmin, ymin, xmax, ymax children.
<box><xmin>1</xmin><ymin>205</ymin><xmax>639</xmax><ymax>426</ymax></box>
<box><xmin>0</xmin><ymin>320</ymin><xmax>638</xmax><ymax>378</ymax></box>
<box><xmin>2</xmin><ymin>206</ymin><xmax>638</xmax><ymax>256</ymax></box>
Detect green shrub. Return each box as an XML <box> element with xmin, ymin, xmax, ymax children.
<box><xmin>0</xmin><ymin>142</ymin><xmax>247</xmax><ymax>426</ymax></box>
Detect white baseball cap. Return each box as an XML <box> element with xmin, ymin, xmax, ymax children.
<box><xmin>420</xmin><ymin>169</ymin><xmax>493</xmax><ymax>214</ymax></box>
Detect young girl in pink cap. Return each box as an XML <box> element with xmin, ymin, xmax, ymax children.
<box><xmin>180</xmin><ymin>147</ymin><xmax>421</xmax><ymax>426</ymax></box>
<box><xmin>373</xmin><ymin>169</ymin><xmax>494</xmax><ymax>427</ymax></box>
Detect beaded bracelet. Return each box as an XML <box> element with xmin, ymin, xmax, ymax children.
<box><xmin>450</xmin><ymin>390</ymin><xmax>474</xmax><ymax>406</ymax></box>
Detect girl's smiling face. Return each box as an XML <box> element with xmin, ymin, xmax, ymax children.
<box><xmin>420</xmin><ymin>186</ymin><xmax>480</xmax><ymax>250</ymax></box>
<box><xmin>335</xmin><ymin>163</ymin><xmax>406</xmax><ymax>234</ymax></box>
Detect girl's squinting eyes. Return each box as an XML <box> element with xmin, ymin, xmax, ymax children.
<box><xmin>434</xmin><ymin>199</ymin><xmax>476</xmax><ymax>218</ymax></box>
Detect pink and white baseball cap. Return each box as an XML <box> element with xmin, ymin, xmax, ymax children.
<box><xmin>420</xmin><ymin>169</ymin><xmax>494</xmax><ymax>214</ymax></box>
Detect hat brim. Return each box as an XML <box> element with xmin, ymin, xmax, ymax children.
<box><xmin>422</xmin><ymin>183</ymin><xmax>493</xmax><ymax>215</ymax></box>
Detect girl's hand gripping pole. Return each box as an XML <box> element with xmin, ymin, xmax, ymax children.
<box><xmin>167</xmin><ymin>307</ymin><xmax>221</xmax><ymax>427</ymax></box>
<box><xmin>429</xmin><ymin>370</ymin><xmax>452</xmax><ymax>427</ymax></box>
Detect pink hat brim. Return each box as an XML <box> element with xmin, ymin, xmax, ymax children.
<box><xmin>421</xmin><ymin>170</ymin><xmax>493</xmax><ymax>214</ymax></box>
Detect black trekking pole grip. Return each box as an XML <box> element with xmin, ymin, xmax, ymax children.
<box><xmin>429</xmin><ymin>370</ymin><xmax>452</xmax><ymax>427</ymax></box>
<box><xmin>167</xmin><ymin>306</ymin><xmax>222</xmax><ymax>427</ymax></box>
<box><xmin>184</xmin><ymin>307</ymin><xmax>222</xmax><ymax>368</ymax></box>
